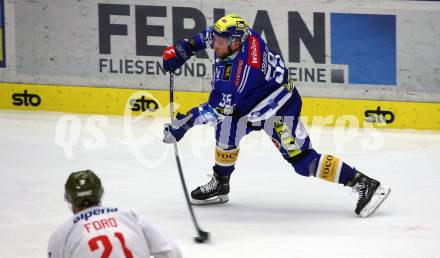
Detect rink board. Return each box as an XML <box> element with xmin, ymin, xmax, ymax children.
<box><xmin>0</xmin><ymin>82</ymin><xmax>439</xmax><ymax>130</ymax></box>
<box><xmin>2</xmin><ymin>1</ymin><xmax>440</xmax><ymax>103</ymax></box>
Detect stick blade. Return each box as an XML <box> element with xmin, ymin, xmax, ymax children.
<box><xmin>194</xmin><ymin>230</ymin><xmax>210</xmax><ymax>243</ymax></box>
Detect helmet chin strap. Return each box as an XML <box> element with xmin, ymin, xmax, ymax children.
<box><xmin>226</xmin><ymin>38</ymin><xmax>234</xmax><ymax>56</ymax></box>
<box><xmin>225</xmin><ymin>38</ymin><xmax>240</xmax><ymax>58</ymax></box>
<box><xmin>227</xmin><ymin>45</ymin><xmax>234</xmax><ymax>56</ymax></box>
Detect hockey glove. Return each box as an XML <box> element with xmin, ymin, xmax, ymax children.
<box><xmin>162</xmin><ymin>40</ymin><xmax>193</xmax><ymax>72</ymax></box>
<box><xmin>163</xmin><ymin>113</ymin><xmax>193</xmax><ymax>143</ymax></box>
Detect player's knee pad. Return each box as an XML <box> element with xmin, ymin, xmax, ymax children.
<box><xmin>288</xmin><ymin>151</ymin><xmax>347</xmax><ymax>183</ymax></box>
<box><xmin>214</xmin><ymin>146</ymin><xmax>240</xmax><ymax>177</ymax></box>
<box><xmin>314</xmin><ymin>154</ymin><xmax>351</xmax><ymax>184</ymax></box>
<box><xmin>286</xmin><ymin>149</ymin><xmax>320</xmax><ymax>177</ymax></box>
<box><xmin>215</xmin><ymin>146</ymin><xmax>240</xmax><ymax>167</ymax></box>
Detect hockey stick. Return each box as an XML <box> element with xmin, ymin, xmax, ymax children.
<box><xmin>169</xmin><ymin>72</ymin><xmax>210</xmax><ymax>243</ymax></box>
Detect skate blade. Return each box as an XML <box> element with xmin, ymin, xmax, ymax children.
<box><xmin>191</xmin><ymin>195</ymin><xmax>229</xmax><ymax>205</ymax></box>
<box><xmin>360</xmin><ymin>186</ymin><xmax>391</xmax><ymax>218</ymax></box>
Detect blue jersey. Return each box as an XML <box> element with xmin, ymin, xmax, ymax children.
<box><xmin>187</xmin><ymin>27</ymin><xmax>297</xmax><ymax>125</ymax></box>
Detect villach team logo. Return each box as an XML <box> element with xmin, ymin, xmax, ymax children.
<box><xmin>0</xmin><ymin>0</ymin><xmax>5</xmax><ymax>68</ymax></box>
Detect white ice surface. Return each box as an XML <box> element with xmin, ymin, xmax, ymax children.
<box><xmin>0</xmin><ymin>110</ymin><xmax>439</xmax><ymax>258</ymax></box>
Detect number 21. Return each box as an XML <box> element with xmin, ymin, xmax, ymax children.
<box><xmin>88</xmin><ymin>232</ymin><xmax>133</xmax><ymax>258</ymax></box>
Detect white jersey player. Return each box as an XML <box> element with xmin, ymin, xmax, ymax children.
<box><xmin>48</xmin><ymin>170</ymin><xmax>182</xmax><ymax>258</ymax></box>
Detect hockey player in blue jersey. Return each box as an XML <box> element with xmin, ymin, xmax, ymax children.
<box><xmin>162</xmin><ymin>14</ymin><xmax>390</xmax><ymax>217</ymax></box>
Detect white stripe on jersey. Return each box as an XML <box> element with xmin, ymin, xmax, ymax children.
<box><xmin>238</xmin><ymin>65</ymin><xmax>250</xmax><ymax>93</ymax></box>
<box><xmin>246</xmin><ymin>87</ymin><xmax>292</xmax><ymax>122</ymax></box>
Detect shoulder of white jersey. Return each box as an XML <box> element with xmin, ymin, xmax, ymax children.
<box><xmin>53</xmin><ymin>215</ymin><xmax>76</xmax><ymax>234</ymax></box>
<box><xmin>48</xmin><ymin>216</ymin><xmax>75</xmax><ymax>254</ymax></box>
<box><xmin>48</xmin><ymin>223</ymin><xmax>65</xmax><ymax>244</ymax></box>
<box><xmin>115</xmin><ymin>207</ymin><xmax>149</xmax><ymax>224</ymax></box>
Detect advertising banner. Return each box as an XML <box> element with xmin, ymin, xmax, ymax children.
<box><xmin>0</xmin><ymin>0</ymin><xmax>5</xmax><ymax>68</ymax></box>
<box><xmin>0</xmin><ymin>0</ymin><xmax>439</xmax><ymax>103</ymax></box>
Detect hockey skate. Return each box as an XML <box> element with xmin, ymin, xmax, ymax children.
<box><xmin>347</xmin><ymin>171</ymin><xmax>391</xmax><ymax>217</ymax></box>
<box><xmin>191</xmin><ymin>172</ymin><xmax>230</xmax><ymax>205</ymax></box>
